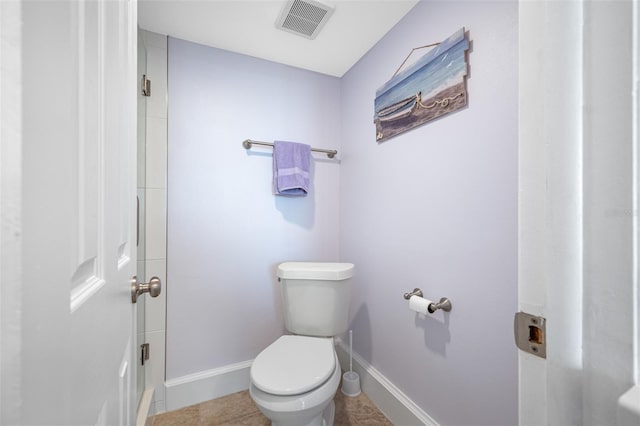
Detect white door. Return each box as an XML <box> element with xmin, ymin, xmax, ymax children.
<box><xmin>519</xmin><ymin>1</ymin><xmax>638</xmax><ymax>425</ymax></box>
<box><xmin>0</xmin><ymin>0</ymin><xmax>138</xmax><ymax>425</ymax></box>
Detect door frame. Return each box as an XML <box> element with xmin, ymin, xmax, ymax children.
<box><xmin>518</xmin><ymin>0</ymin><xmax>638</xmax><ymax>424</ymax></box>
<box><xmin>0</xmin><ymin>1</ymin><xmax>25</xmax><ymax>421</ymax></box>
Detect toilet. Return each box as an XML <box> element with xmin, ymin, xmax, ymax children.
<box><xmin>249</xmin><ymin>262</ymin><xmax>354</xmax><ymax>426</ymax></box>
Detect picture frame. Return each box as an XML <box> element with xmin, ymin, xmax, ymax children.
<box><xmin>374</xmin><ymin>27</ymin><xmax>470</xmax><ymax>142</ymax></box>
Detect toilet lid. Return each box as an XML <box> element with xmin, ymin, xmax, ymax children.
<box><xmin>251</xmin><ymin>335</ymin><xmax>335</xmax><ymax>396</ymax></box>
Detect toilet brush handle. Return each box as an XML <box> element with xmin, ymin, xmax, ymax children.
<box><xmin>349</xmin><ymin>330</ymin><xmax>353</xmax><ymax>373</ymax></box>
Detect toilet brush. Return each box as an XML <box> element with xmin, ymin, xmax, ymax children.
<box><xmin>341</xmin><ymin>330</ymin><xmax>361</xmax><ymax>397</ymax></box>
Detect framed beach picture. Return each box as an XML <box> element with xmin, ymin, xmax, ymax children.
<box><xmin>374</xmin><ymin>27</ymin><xmax>470</xmax><ymax>142</ymax></box>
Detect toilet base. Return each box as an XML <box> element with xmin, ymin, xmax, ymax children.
<box><xmin>322</xmin><ymin>400</ymin><xmax>335</xmax><ymax>426</ymax></box>
<box><xmin>269</xmin><ymin>400</ymin><xmax>333</xmax><ymax>426</ymax></box>
<box><xmin>251</xmin><ymin>387</ymin><xmax>337</xmax><ymax>426</ymax></box>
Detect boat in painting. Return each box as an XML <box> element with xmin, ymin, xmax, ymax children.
<box><xmin>376</xmin><ymin>93</ymin><xmax>420</xmax><ymax>122</ymax></box>
<box><xmin>374</xmin><ymin>27</ymin><xmax>470</xmax><ymax>142</ymax></box>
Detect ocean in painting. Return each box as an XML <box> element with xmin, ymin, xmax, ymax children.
<box><xmin>374</xmin><ymin>27</ymin><xmax>469</xmax><ymax>142</ymax></box>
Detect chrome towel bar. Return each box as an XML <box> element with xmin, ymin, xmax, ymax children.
<box><xmin>242</xmin><ymin>139</ymin><xmax>338</xmax><ymax>159</ymax></box>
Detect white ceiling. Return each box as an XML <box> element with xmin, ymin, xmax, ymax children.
<box><xmin>138</xmin><ymin>0</ymin><xmax>419</xmax><ymax>77</ymax></box>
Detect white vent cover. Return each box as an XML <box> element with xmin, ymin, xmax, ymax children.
<box><xmin>275</xmin><ymin>0</ymin><xmax>335</xmax><ymax>40</ymax></box>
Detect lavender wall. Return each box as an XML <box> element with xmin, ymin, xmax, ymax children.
<box><xmin>166</xmin><ymin>38</ymin><xmax>342</xmax><ymax>379</ymax></box>
<box><xmin>167</xmin><ymin>1</ymin><xmax>518</xmax><ymax>423</ymax></box>
<box><xmin>339</xmin><ymin>1</ymin><xmax>518</xmax><ymax>425</ymax></box>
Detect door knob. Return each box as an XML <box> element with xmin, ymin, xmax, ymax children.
<box><xmin>131</xmin><ymin>276</ymin><xmax>162</xmax><ymax>304</ymax></box>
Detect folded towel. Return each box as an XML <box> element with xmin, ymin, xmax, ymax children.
<box><xmin>273</xmin><ymin>141</ymin><xmax>311</xmax><ymax>197</ymax></box>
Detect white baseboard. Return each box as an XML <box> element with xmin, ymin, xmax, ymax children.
<box><xmin>163</xmin><ymin>343</ymin><xmax>437</xmax><ymax>425</ymax></box>
<box><xmin>617</xmin><ymin>385</ymin><xmax>640</xmax><ymax>426</ymax></box>
<box><xmin>335</xmin><ymin>339</ymin><xmax>438</xmax><ymax>426</ymax></box>
<box><xmin>164</xmin><ymin>360</ymin><xmax>252</xmax><ymax>412</ymax></box>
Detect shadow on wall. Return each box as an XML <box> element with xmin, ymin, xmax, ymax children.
<box><xmin>414</xmin><ymin>311</ymin><xmax>451</xmax><ymax>357</ymax></box>
<box><xmin>350</xmin><ymin>304</ymin><xmax>373</xmax><ymax>362</ymax></box>
<box><xmin>243</xmin><ymin>148</ymin><xmax>316</xmax><ymax>228</ymax></box>
<box><xmin>268</xmin><ymin>262</ymin><xmax>286</xmax><ymax>333</ymax></box>
<box><xmin>274</xmin><ymin>158</ymin><xmax>316</xmax><ymax>229</ymax></box>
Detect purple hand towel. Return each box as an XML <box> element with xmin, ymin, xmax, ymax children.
<box><xmin>273</xmin><ymin>141</ymin><xmax>311</xmax><ymax>197</ymax></box>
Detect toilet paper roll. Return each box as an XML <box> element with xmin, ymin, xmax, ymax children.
<box><xmin>409</xmin><ymin>295</ymin><xmax>433</xmax><ymax>314</ymax></box>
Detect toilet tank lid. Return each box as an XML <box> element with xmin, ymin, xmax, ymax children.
<box><xmin>277</xmin><ymin>262</ymin><xmax>354</xmax><ymax>280</ymax></box>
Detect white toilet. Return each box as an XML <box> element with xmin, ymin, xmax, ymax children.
<box><xmin>249</xmin><ymin>262</ymin><xmax>354</xmax><ymax>426</ymax></box>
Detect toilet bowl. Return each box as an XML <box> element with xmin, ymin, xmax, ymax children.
<box><xmin>248</xmin><ymin>262</ymin><xmax>354</xmax><ymax>426</ymax></box>
<box><xmin>250</xmin><ymin>335</ymin><xmax>340</xmax><ymax>426</ymax></box>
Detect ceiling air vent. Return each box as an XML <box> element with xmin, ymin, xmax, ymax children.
<box><xmin>275</xmin><ymin>0</ymin><xmax>335</xmax><ymax>40</ymax></box>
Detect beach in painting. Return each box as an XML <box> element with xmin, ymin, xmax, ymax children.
<box><xmin>374</xmin><ymin>28</ymin><xmax>469</xmax><ymax>142</ymax></box>
<box><xmin>375</xmin><ymin>81</ymin><xmax>467</xmax><ymax>142</ymax></box>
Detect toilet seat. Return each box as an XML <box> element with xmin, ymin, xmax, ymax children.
<box><xmin>251</xmin><ymin>335</ymin><xmax>335</xmax><ymax>396</ymax></box>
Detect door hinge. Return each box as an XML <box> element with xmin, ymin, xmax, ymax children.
<box><xmin>141</xmin><ymin>343</ymin><xmax>150</xmax><ymax>365</ymax></box>
<box><xmin>142</xmin><ymin>75</ymin><xmax>151</xmax><ymax>97</ymax></box>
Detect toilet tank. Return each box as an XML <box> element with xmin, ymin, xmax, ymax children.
<box><xmin>277</xmin><ymin>262</ymin><xmax>354</xmax><ymax>337</ymax></box>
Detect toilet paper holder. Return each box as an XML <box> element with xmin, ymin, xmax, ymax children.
<box><xmin>403</xmin><ymin>288</ymin><xmax>452</xmax><ymax>313</ymax></box>
<box><xmin>403</xmin><ymin>288</ymin><xmax>423</xmax><ymax>299</ymax></box>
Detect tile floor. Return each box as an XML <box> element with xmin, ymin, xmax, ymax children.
<box><xmin>150</xmin><ymin>389</ymin><xmax>392</xmax><ymax>425</ymax></box>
